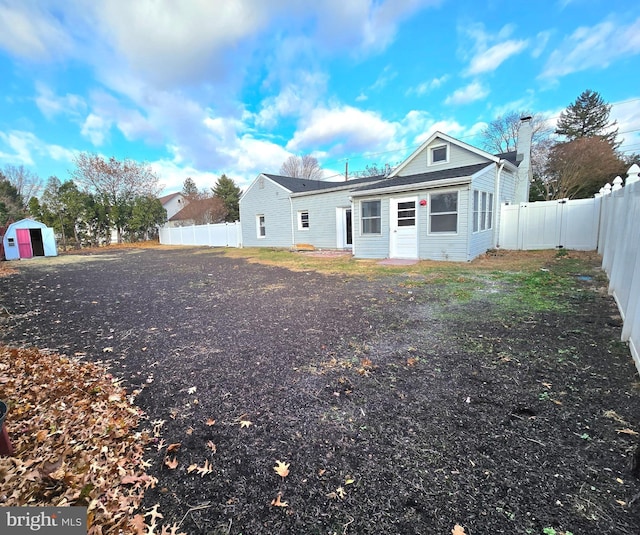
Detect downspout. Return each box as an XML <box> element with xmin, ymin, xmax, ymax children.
<box><xmin>289</xmin><ymin>196</ymin><xmax>295</xmax><ymax>249</ymax></box>
<box><xmin>494</xmin><ymin>160</ymin><xmax>505</xmax><ymax>248</ymax></box>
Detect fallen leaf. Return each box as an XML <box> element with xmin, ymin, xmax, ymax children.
<box><xmin>186</xmin><ymin>427</ymin><xmax>194</xmax><ymax>435</ymax></box>
<box><xmin>274</xmin><ymin>460</ymin><xmax>290</xmax><ymax>478</ymax></box>
<box><xmin>616</xmin><ymin>428</ymin><xmax>639</xmax><ymax>436</ymax></box>
<box><xmin>206</xmin><ymin>441</ymin><xmax>216</xmax><ymax>453</ymax></box>
<box><xmin>206</xmin><ymin>418</ymin><xmax>216</xmax><ymax>426</ymax></box>
<box><xmin>542</xmin><ymin>382</ymin><xmax>552</xmax><ymax>389</ymax></box>
<box><xmin>36</xmin><ymin>429</ymin><xmax>48</xmax><ymax>442</ymax></box>
<box><xmin>407</xmin><ymin>357</ymin><xmax>417</xmax><ymax>367</ymax></box>
<box><xmin>103</xmin><ymin>347</ymin><xmax>113</xmax><ymax>353</ymax></box>
<box><xmin>196</xmin><ymin>460</ymin><xmax>214</xmax><ymax>477</ymax></box>
<box><xmin>166</xmin><ymin>442</ymin><xmax>181</xmax><ymax>453</ymax></box>
<box><xmin>616</xmin><ymin>499</ymin><xmax>627</xmax><ymax>506</ymax></box>
<box><xmin>318</xmin><ymin>469</ymin><xmax>326</xmax><ymax>476</ymax></box>
<box><xmin>187</xmin><ymin>386</ymin><xmax>197</xmax><ymax>394</ymax></box>
<box><xmin>240</xmin><ymin>420</ymin><xmax>252</xmax><ymax>428</ymax></box>
<box><xmin>144</xmin><ymin>504</ymin><xmax>164</xmax><ymax>524</ymax></box>
<box><xmin>345</xmin><ymin>477</ymin><xmax>355</xmax><ymax>485</ymax></box>
<box><xmin>187</xmin><ymin>464</ymin><xmax>198</xmax><ymax>473</ymax></box>
<box><xmin>452</xmin><ymin>525</ymin><xmax>466</xmax><ymax>535</ymax></box>
<box><xmin>271</xmin><ymin>493</ymin><xmax>288</xmax><ymax>507</ymax></box>
<box><xmin>336</xmin><ymin>486</ymin><xmax>346</xmax><ymax>499</ymax></box>
<box><xmin>616</xmin><ymin>477</ymin><xmax>624</xmax><ymax>484</ymax></box>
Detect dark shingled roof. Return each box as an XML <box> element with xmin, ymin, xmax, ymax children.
<box><xmin>353</xmin><ymin>163</ymin><xmax>490</xmax><ymax>192</ymax></box>
<box><xmin>263</xmin><ymin>173</ymin><xmax>385</xmax><ymax>193</ymax></box>
<box><xmin>494</xmin><ymin>151</ymin><xmax>518</xmax><ymax>166</ymax></box>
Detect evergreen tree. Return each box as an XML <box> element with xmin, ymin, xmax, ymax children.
<box><xmin>555</xmin><ymin>89</ymin><xmax>618</xmax><ymax>146</ymax></box>
<box><xmin>212</xmin><ymin>174</ymin><xmax>241</xmax><ymax>222</ymax></box>
<box><xmin>181</xmin><ymin>177</ymin><xmax>199</xmax><ymax>199</ymax></box>
<box><xmin>0</xmin><ymin>173</ymin><xmax>26</xmax><ymax>223</ymax></box>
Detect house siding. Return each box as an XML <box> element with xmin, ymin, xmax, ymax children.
<box><xmin>398</xmin><ymin>138</ymin><xmax>489</xmax><ymax>177</ymax></box>
<box><xmin>240</xmin><ymin>176</ymin><xmax>294</xmax><ymax>248</ymax></box>
<box><xmin>352</xmin><ymin>185</ymin><xmax>471</xmax><ymax>261</ymax></box>
<box><xmin>352</xmin><ymin>196</ymin><xmax>391</xmax><ymax>259</ymax></box>
<box><xmin>420</xmin><ymin>186</ymin><xmax>470</xmax><ymax>262</ymax></box>
<box><xmin>290</xmin><ymin>189</ymin><xmax>353</xmax><ymax>248</ymax></box>
<box><xmin>468</xmin><ymin>167</ymin><xmax>497</xmax><ymax>260</ymax></box>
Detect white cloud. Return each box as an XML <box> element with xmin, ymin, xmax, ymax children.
<box><xmin>531</xmin><ymin>30</ymin><xmax>551</xmax><ymax>58</ymax></box>
<box><xmin>444</xmin><ymin>81</ymin><xmax>489</xmax><ymax>105</ymax></box>
<box><xmin>407</xmin><ymin>75</ymin><xmax>449</xmax><ymax>96</ymax></box>
<box><xmin>611</xmin><ymin>98</ymin><xmax>640</xmax><ymax>157</ymax></box>
<box><xmin>35</xmin><ymin>83</ymin><xmax>86</xmax><ymax>119</ymax></box>
<box><xmin>466</xmin><ymin>39</ymin><xmax>528</xmax><ymax>76</ymax></box>
<box><xmin>286</xmin><ymin>105</ymin><xmax>397</xmax><ymax>155</ymax></box>
<box><xmin>255</xmin><ymin>72</ymin><xmax>328</xmax><ymax>128</ymax></box>
<box><xmin>0</xmin><ymin>1</ymin><xmax>73</xmax><ymax>60</ymax></box>
<box><xmin>541</xmin><ymin>17</ymin><xmax>640</xmax><ymax>78</ymax></box>
<box><xmin>81</xmin><ymin>113</ymin><xmax>111</xmax><ymax>146</ymax></box>
<box><xmin>0</xmin><ymin>130</ymin><xmax>76</xmax><ymax>168</ymax></box>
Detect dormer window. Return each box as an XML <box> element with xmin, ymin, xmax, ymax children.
<box><xmin>430</xmin><ymin>144</ymin><xmax>448</xmax><ymax>165</ymax></box>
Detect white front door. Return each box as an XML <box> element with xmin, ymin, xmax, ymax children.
<box><xmin>390</xmin><ymin>197</ymin><xmax>418</xmax><ymax>258</ymax></box>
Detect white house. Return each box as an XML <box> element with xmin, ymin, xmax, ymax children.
<box><xmin>239</xmin><ymin>117</ymin><xmax>533</xmax><ymax>261</ymax></box>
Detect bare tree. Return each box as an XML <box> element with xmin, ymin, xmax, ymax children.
<box><xmin>480</xmin><ymin>111</ymin><xmax>553</xmax><ymax>154</ymax></box>
<box><xmin>544</xmin><ymin>137</ymin><xmax>627</xmax><ymax>199</ymax></box>
<box><xmin>2</xmin><ymin>164</ymin><xmax>43</xmax><ymax>205</ymax></box>
<box><xmin>279</xmin><ymin>155</ymin><xmax>323</xmax><ymax>179</ymax></box>
<box><xmin>70</xmin><ymin>153</ymin><xmax>161</xmax><ymax>242</ymax></box>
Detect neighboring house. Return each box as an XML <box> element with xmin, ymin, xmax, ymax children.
<box><xmin>240</xmin><ymin>117</ymin><xmax>533</xmax><ymax>261</ymax></box>
<box><xmin>158</xmin><ymin>192</ymin><xmax>188</xmax><ymax>220</ymax></box>
<box><xmin>167</xmin><ymin>197</ymin><xmax>226</xmax><ymax>227</ymax></box>
<box><xmin>1</xmin><ymin>218</ymin><xmax>57</xmax><ymax>260</ymax></box>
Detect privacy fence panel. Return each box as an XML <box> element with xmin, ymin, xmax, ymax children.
<box><xmin>499</xmin><ymin>198</ymin><xmax>599</xmax><ymax>251</ymax></box>
<box><xmin>599</xmin><ymin>175</ymin><xmax>640</xmax><ymax>371</ymax></box>
<box><xmin>159</xmin><ymin>222</ymin><xmax>241</xmax><ymax>248</ymax></box>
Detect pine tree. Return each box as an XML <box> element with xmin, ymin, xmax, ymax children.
<box><xmin>212</xmin><ymin>175</ymin><xmax>241</xmax><ymax>222</ymax></box>
<box><xmin>555</xmin><ymin>90</ymin><xmax>618</xmax><ymax>146</ymax></box>
<box><xmin>181</xmin><ymin>177</ymin><xmax>199</xmax><ymax>199</ymax></box>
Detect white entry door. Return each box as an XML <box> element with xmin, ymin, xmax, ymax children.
<box><xmin>390</xmin><ymin>197</ymin><xmax>418</xmax><ymax>258</ymax></box>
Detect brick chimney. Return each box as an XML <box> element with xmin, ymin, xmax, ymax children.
<box><xmin>515</xmin><ymin>116</ymin><xmax>533</xmax><ymax>203</ymax></box>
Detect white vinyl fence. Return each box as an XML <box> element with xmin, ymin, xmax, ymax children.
<box><xmin>598</xmin><ymin>165</ymin><xmax>640</xmax><ymax>372</ymax></box>
<box><xmin>159</xmin><ymin>222</ymin><xmax>241</xmax><ymax>248</ymax></box>
<box><xmin>499</xmin><ymin>197</ymin><xmax>601</xmax><ymax>251</ymax></box>
<box><xmin>500</xmin><ymin>165</ymin><xmax>640</xmax><ymax>373</ymax></box>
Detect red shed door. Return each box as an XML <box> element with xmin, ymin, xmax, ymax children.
<box><xmin>16</xmin><ymin>228</ymin><xmax>33</xmax><ymax>258</ymax></box>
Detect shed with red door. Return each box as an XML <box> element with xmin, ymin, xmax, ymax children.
<box><xmin>1</xmin><ymin>218</ymin><xmax>57</xmax><ymax>261</ymax></box>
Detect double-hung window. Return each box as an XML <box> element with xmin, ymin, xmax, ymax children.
<box><xmin>429</xmin><ymin>192</ymin><xmax>458</xmax><ymax>233</ymax></box>
<box><xmin>298</xmin><ymin>211</ymin><xmax>309</xmax><ymax>230</ymax></box>
<box><xmin>257</xmin><ymin>215</ymin><xmax>266</xmax><ymax>238</ymax></box>
<box><xmin>361</xmin><ymin>200</ymin><xmax>381</xmax><ymax>234</ymax></box>
<box><xmin>472</xmin><ymin>191</ymin><xmax>494</xmax><ymax>232</ymax></box>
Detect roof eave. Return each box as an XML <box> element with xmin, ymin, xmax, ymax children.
<box><xmin>351</xmin><ymin>176</ymin><xmax>473</xmax><ymax>197</ymax></box>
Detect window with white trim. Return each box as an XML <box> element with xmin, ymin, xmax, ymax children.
<box><xmin>257</xmin><ymin>214</ymin><xmax>266</xmax><ymax>238</ymax></box>
<box><xmin>429</xmin><ymin>191</ymin><xmax>458</xmax><ymax>233</ymax></box>
<box><xmin>361</xmin><ymin>200</ymin><xmax>381</xmax><ymax>234</ymax></box>
<box><xmin>472</xmin><ymin>190</ymin><xmax>493</xmax><ymax>233</ymax></box>
<box><xmin>298</xmin><ymin>210</ymin><xmax>309</xmax><ymax>230</ymax></box>
<box><xmin>430</xmin><ymin>144</ymin><xmax>448</xmax><ymax>165</ymax></box>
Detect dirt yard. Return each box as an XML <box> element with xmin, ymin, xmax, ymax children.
<box><xmin>1</xmin><ymin>247</ymin><xmax>639</xmax><ymax>534</ymax></box>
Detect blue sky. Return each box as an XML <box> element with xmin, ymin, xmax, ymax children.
<box><xmin>1</xmin><ymin>0</ymin><xmax>639</xmax><ymax>195</ymax></box>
